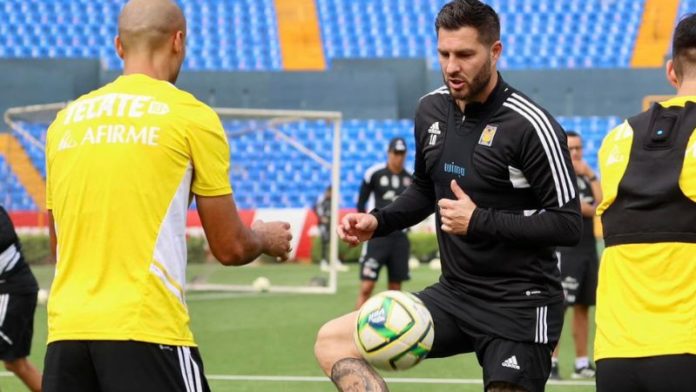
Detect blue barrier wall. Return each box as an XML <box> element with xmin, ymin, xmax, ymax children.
<box><xmin>0</xmin><ymin>58</ymin><xmax>674</xmax><ymax>124</ymax></box>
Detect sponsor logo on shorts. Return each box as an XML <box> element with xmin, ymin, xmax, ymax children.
<box><xmin>362</xmin><ymin>258</ymin><xmax>379</xmax><ymax>279</ymax></box>
<box><xmin>501</xmin><ymin>355</ymin><xmax>521</xmax><ymax>370</ymax></box>
<box><xmin>562</xmin><ymin>277</ymin><xmax>579</xmax><ymax>291</ymax></box>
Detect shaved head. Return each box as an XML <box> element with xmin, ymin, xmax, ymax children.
<box><xmin>118</xmin><ymin>0</ymin><xmax>185</xmax><ymax>53</ymax></box>
<box><xmin>116</xmin><ymin>0</ymin><xmax>187</xmax><ymax>83</ymax></box>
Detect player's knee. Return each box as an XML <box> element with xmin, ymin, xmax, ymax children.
<box><xmin>486</xmin><ymin>381</ymin><xmax>528</xmax><ymax>392</ymax></box>
<box><xmin>314</xmin><ymin>315</ymin><xmax>357</xmax><ymax>374</ymax></box>
<box><xmin>314</xmin><ymin>319</ymin><xmax>340</xmax><ymax>359</ymax></box>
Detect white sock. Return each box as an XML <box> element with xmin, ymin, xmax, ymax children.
<box><xmin>551</xmin><ymin>357</ymin><xmax>559</xmax><ymax>365</ymax></box>
<box><xmin>575</xmin><ymin>357</ymin><xmax>589</xmax><ymax>369</ymax></box>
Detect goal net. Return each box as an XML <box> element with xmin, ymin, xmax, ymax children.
<box><xmin>4</xmin><ymin>104</ymin><xmax>346</xmax><ymax>295</ymax></box>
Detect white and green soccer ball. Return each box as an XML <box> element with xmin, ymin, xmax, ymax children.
<box><xmin>354</xmin><ymin>290</ymin><xmax>434</xmax><ymax>371</ymax></box>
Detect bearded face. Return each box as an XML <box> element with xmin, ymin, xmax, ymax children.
<box><xmin>437</xmin><ymin>27</ymin><xmax>500</xmax><ymax>103</ymax></box>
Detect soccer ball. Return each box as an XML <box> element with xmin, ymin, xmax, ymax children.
<box><xmin>252</xmin><ymin>276</ymin><xmax>271</xmax><ymax>292</ymax></box>
<box><xmin>354</xmin><ymin>290</ymin><xmax>434</xmax><ymax>371</ymax></box>
<box><xmin>37</xmin><ymin>288</ymin><xmax>49</xmax><ymax>305</ymax></box>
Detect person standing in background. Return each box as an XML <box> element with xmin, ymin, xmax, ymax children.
<box><xmin>0</xmin><ymin>206</ymin><xmax>42</xmax><ymax>392</ymax></box>
<box><xmin>354</xmin><ymin>137</ymin><xmax>413</xmax><ymax>309</ymax></box>
<box><xmin>550</xmin><ymin>131</ymin><xmax>602</xmax><ymax>380</ymax></box>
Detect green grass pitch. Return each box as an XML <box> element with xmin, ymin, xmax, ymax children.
<box><xmin>2</xmin><ymin>263</ymin><xmax>595</xmax><ymax>391</ymax></box>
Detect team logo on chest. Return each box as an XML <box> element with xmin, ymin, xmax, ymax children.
<box><xmin>427</xmin><ymin>122</ymin><xmax>441</xmax><ymax>146</ymax></box>
<box><xmin>478</xmin><ymin>124</ymin><xmax>498</xmax><ymax>146</ymax></box>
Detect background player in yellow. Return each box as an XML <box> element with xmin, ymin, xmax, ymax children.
<box><xmin>594</xmin><ymin>13</ymin><xmax>696</xmax><ymax>392</ymax></box>
<box><xmin>43</xmin><ymin>1</ymin><xmax>292</xmax><ymax>391</ymax></box>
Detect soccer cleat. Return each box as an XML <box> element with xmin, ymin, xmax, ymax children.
<box><xmin>320</xmin><ymin>260</ymin><xmax>349</xmax><ymax>272</ymax></box>
<box><xmin>548</xmin><ymin>362</ymin><xmax>562</xmax><ymax>380</ymax></box>
<box><xmin>334</xmin><ymin>260</ymin><xmax>350</xmax><ymax>272</ymax></box>
<box><xmin>319</xmin><ymin>260</ymin><xmax>330</xmax><ymax>272</ymax></box>
<box><xmin>571</xmin><ymin>364</ymin><xmax>596</xmax><ymax>379</ymax></box>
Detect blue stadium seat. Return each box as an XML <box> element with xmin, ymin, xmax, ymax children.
<box><xmin>317</xmin><ymin>0</ymin><xmax>644</xmax><ymax>69</ymax></box>
<box><xmin>0</xmin><ymin>0</ymin><xmax>650</xmax><ymax>70</ymax></box>
<box><xmin>0</xmin><ymin>155</ymin><xmax>37</xmax><ymax>210</ymax></box>
<box><xmin>0</xmin><ymin>0</ymin><xmax>282</xmax><ymax>71</ymax></box>
<box><xmin>5</xmin><ymin>115</ymin><xmax>620</xmax><ymax>211</ymax></box>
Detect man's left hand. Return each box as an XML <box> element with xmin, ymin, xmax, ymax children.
<box><xmin>438</xmin><ymin>180</ymin><xmax>477</xmax><ymax>235</ymax></box>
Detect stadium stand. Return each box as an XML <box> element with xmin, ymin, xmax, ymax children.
<box><xmin>679</xmin><ymin>0</ymin><xmax>696</xmax><ymax>20</ymax></box>
<box><xmin>557</xmin><ymin>116</ymin><xmax>622</xmax><ymax>172</ymax></box>
<box><xmin>317</xmin><ymin>0</ymin><xmax>644</xmax><ymax>69</ymax></box>
<box><xmin>0</xmin><ymin>0</ymin><xmax>643</xmax><ymax>70</ymax></box>
<box><xmin>13</xmin><ymin>124</ymin><xmax>45</xmax><ymax>178</ymax></box>
<box><xmin>7</xmin><ymin>117</ymin><xmax>619</xmax><ymax>210</ymax></box>
<box><xmin>0</xmin><ymin>154</ymin><xmax>36</xmax><ymax>210</ymax></box>
<box><xmin>0</xmin><ymin>0</ymin><xmax>642</xmax><ymax>210</ymax></box>
<box><xmin>0</xmin><ymin>0</ymin><xmax>282</xmax><ymax>70</ymax></box>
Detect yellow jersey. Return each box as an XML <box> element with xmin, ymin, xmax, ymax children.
<box><xmin>46</xmin><ymin>73</ymin><xmax>232</xmax><ymax>346</ymax></box>
<box><xmin>595</xmin><ymin>96</ymin><xmax>696</xmax><ymax>360</ymax></box>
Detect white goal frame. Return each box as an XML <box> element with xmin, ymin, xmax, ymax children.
<box><xmin>4</xmin><ymin>103</ymin><xmax>343</xmax><ymax>295</ymax></box>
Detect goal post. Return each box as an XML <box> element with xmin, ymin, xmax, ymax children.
<box><xmin>4</xmin><ymin>103</ymin><xmax>346</xmax><ymax>295</ymax></box>
<box><xmin>191</xmin><ymin>107</ymin><xmax>344</xmax><ymax>295</ymax></box>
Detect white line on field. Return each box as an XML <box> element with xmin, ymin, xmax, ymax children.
<box><xmin>203</xmin><ymin>374</ymin><xmax>593</xmax><ymax>386</ymax></box>
<box><xmin>0</xmin><ymin>372</ymin><xmax>593</xmax><ymax>386</ymax></box>
<box><xmin>186</xmin><ymin>292</ymin><xmax>262</xmax><ymax>300</ymax></box>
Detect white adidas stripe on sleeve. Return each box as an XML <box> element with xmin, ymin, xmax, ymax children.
<box><xmin>503</xmin><ymin>96</ymin><xmax>575</xmax><ymax>207</ymax></box>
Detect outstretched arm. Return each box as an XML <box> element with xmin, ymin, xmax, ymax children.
<box><xmin>371</xmin><ymin>175</ymin><xmax>435</xmax><ymax>237</ymax></box>
<box><xmin>197</xmin><ymin>194</ymin><xmax>292</xmax><ymax>265</ymax></box>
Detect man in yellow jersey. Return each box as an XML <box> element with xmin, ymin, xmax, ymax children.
<box><xmin>43</xmin><ymin>1</ymin><xmax>292</xmax><ymax>391</ymax></box>
<box><xmin>594</xmin><ymin>14</ymin><xmax>696</xmax><ymax>392</ymax></box>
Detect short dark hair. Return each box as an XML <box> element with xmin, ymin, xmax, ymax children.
<box><xmin>435</xmin><ymin>0</ymin><xmax>500</xmax><ymax>45</ymax></box>
<box><xmin>566</xmin><ymin>130</ymin><xmax>581</xmax><ymax>138</ymax></box>
<box><xmin>672</xmin><ymin>13</ymin><xmax>696</xmax><ymax>79</ymax></box>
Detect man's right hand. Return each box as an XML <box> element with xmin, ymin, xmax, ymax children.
<box><xmin>252</xmin><ymin>220</ymin><xmax>293</xmax><ymax>262</ymax></box>
<box><xmin>337</xmin><ymin>213</ymin><xmax>378</xmax><ymax>246</ymax></box>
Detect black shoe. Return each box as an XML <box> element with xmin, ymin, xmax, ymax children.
<box><xmin>549</xmin><ymin>362</ymin><xmax>562</xmax><ymax>380</ymax></box>
<box><xmin>571</xmin><ymin>364</ymin><xmax>596</xmax><ymax>379</ymax></box>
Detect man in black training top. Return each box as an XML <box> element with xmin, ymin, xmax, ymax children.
<box><xmin>314</xmin><ymin>1</ymin><xmax>581</xmax><ymax>392</ymax></box>
<box><xmin>550</xmin><ymin>131</ymin><xmax>602</xmax><ymax>380</ymax></box>
<box><xmin>0</xmin><ymin>206</ymin><xmax>42</xmax><ymax>392</ymax></box>
<box><xmin>354</xmin><ymin>137</ymin><xmax>413</xmax><ymax>309</ymax></box>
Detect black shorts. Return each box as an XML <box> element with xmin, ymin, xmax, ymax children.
<box><xmin>0</xmin><ymin>292</ymin><xmax>37</xmax><ymax>361</ymax></box>
<box><xmin>359</xmin><ymin>231</ymin><xmax>410</xmax><ymax>282</ymax></box>
<box><xmin>557</xmin><ymin>250</ymin><xmax>598</xmax><ymax>306</ymax></box>
<box><xmin>414</xmin><ymin>283</ymin><xmax>563</xmax><ymax>392</ymax></box>
<box><xmin>43</xmin><ymin>340</ymin><xmax>211</xmax><ymax>392</ymax></box>
<box><xmin>597</xmin><ymin>355</ymin><xmax>696</xmax><ymax>392</ymax></box>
